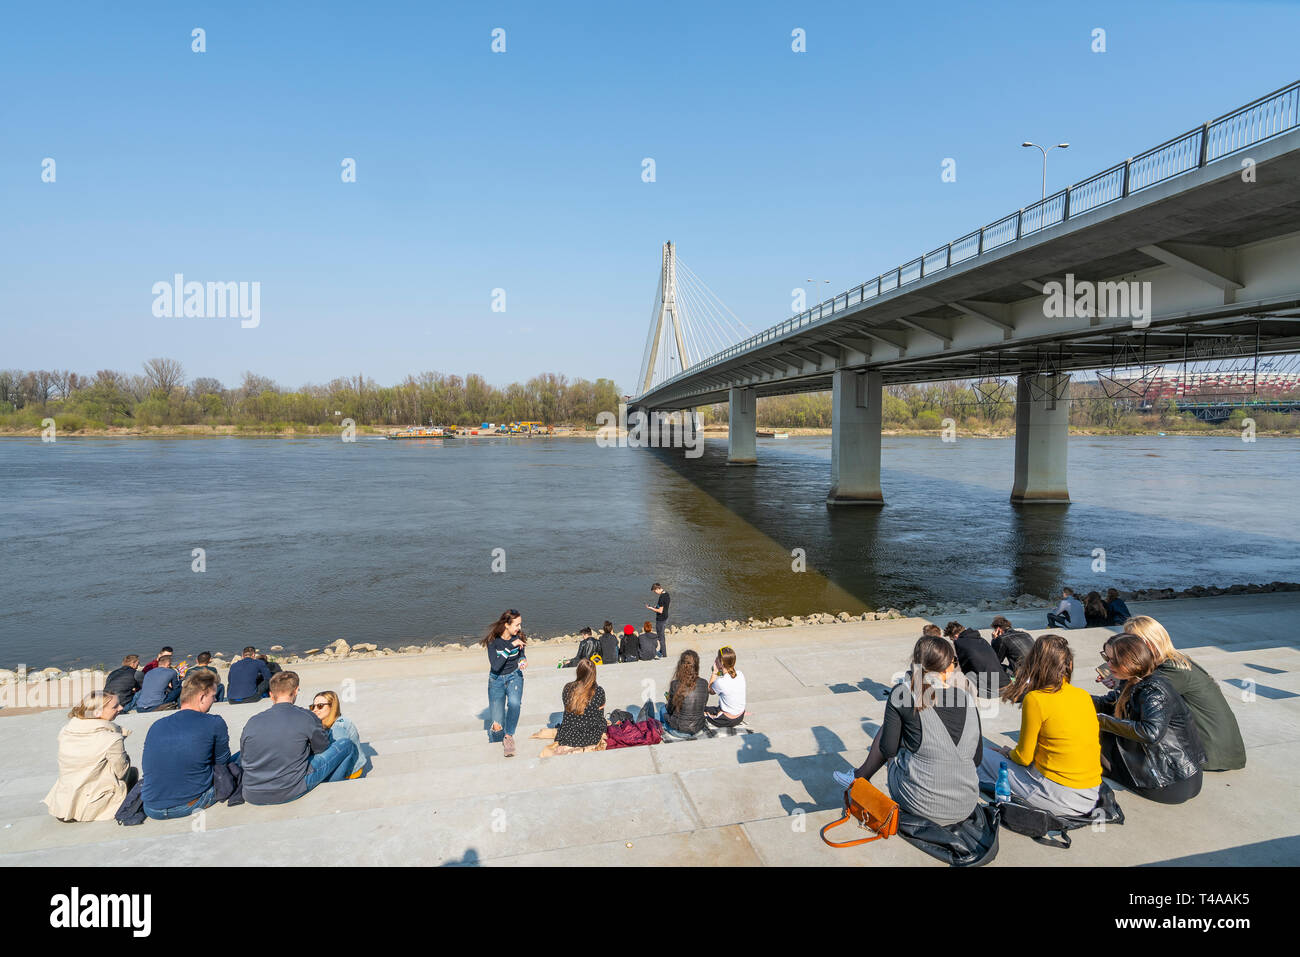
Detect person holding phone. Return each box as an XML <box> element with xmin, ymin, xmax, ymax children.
<box><xmin>1093</xmin><ymin>634</ymin><xmax>1206</xmax><ymax>805</ymax></box>
<box><xmin>645</xmin><ymin>583</ymin><xmax>670</xmax><ymax>658</ymax></box>
<box><xmin>481</xmin><ymin>609</ymin><xmax>528</xmax><ymax>758</ymax></box>
<box><xmin>704</xmin><ymin>646</ymin><xmax>746</xmax><ymax>727</ymax></box>
<box><xmin>1096</xmin><ymin>636</ymin><xmax>1120</xmax><ymax>690</ymax></box>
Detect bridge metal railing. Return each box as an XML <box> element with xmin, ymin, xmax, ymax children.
<box><xmin>640</xmin><ymin>79</ymin><xmax>1300</xmax><ymax>399</ymax></box>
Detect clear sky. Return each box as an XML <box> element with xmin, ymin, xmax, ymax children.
<box><xmin>3</xmin><ymin>0</ymin><xmax>1297</xmax><ymax>394</ymax></box>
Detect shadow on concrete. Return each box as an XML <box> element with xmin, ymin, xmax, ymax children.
<box><xmin>736</xmin><ymin>726</ymin><xmax>855</xmax><ymax>815</ymax></box>
<box><xmin>1223</xmin><ymin>678</ymin><xmax>1298</xmax><ymax>700</ymax></box>
<box><xmin>1141</xmin><ymin>834</ymin><xmax>1300</xmax><ymax>866</ymax></box>
<box><xmin>828</xmin><ymin>676</ymin><xmax>894</xmax><ymax>699</ymax></box>
<box><xmin>1242</xmin><ymin>662</ymin><xmax>1286</xmax><ymax>674</ymax></box>
<box><xmin>441</xmin><ymin>847</ymin><xmax>482</xmax><ymax>867</ymax></box>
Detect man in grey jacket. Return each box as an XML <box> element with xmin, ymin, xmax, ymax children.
<box><xmin>1047</xmin><ymin>588</ymin><xmax>1086</xmax><ymax>630</ymax></box>
<box><xmin>236</xmin><ymin>671</ymin><xmax>357</xmax><ymax>805</ymax></box>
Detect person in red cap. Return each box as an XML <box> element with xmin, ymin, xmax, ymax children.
<box><xmin>618</xmin><ymin>625</ymin><xmax>640</xmax><ymax>663</ymax></box>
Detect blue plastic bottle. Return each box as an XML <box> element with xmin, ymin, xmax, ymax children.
<box><xmin>995</xmin><ymin>762</ymin><xmax>1012</xmax><ymax>803</ymax></box>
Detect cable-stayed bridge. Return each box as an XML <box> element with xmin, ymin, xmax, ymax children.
<box><xmin>630</xmin><ymin>80</ymin><xmax>1300</xmax><ymax>505</ymax></box>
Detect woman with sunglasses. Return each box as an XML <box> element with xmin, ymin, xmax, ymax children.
<box><xmin>310</xmin><ymin>691</ymin><xmax>365</xmax><ymax>779</ymax></box>
<box><xmin>481</xmin><ymin>609</ymin><xmax>528</xmax><ymax>757</ymax></box>
<box><xmin>1093</xmin><ymin>634</ymin><xmax>1206</xmax><ymax>804</ymax></box>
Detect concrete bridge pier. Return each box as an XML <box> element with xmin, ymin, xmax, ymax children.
<box><xmin>1010</xmin><ymin>373</ymin><xmax>1071</xmax><ymax>504</ymax></box>
<box><xmin>727</xmin><ymin>387</ymin><xmax>756</xmax><ymax>465</ymax></box>
<box><xmin>826</xmin><ymin>370</ymin><xmax>884</xmax><ymax>506</ymax></box>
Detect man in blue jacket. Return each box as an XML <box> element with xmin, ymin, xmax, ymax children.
<box><xmin>227</xmin><ymin>646</ymin><xmax>272</xmax><ymax>703</ymax></box>
<box><xmin>135</xmin><ymin>654</ymin><xmax>182</xmax><ymax>712</ymax></box>
<box><xmin>142</xmin><ymin>670</ymin><xmax>231</xmax><ymax>819</ymax></box>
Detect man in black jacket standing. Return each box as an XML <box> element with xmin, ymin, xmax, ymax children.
<box><xmin>646</xmin><ymin>583</ymin><xmax>670</xmax><ymax>659</ymax></box>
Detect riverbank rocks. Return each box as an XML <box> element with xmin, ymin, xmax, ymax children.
<box><xmin>21</xmin><ymin>581</ymin><xmax>1300</xmax><ymax>675</ymax></box>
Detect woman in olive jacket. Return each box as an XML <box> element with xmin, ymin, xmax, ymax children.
<box><xmin>1125</xmin><ymin>616</ymin><xmax>1245</xmax><ymax>771</ymax></box>
<box><xmin>1093</xmin><ymin>634</ymin><xmax>1206</xmax><ymax>805</ymax></box>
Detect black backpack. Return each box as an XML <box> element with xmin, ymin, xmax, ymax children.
<box><xmin>982</xmin><ymin>780</ymin><xmax>1124</xmax><ymax>848</ymax></box>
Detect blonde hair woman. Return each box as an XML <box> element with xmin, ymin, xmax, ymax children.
<box><xmin>43</xmin><ymin>690</ymin><xmax>137</xmax><ymax>822</ymax></box>
<box><xmin>309</xmin><ymin>691</ymin><xmax>365</xmax><ymax>779</ymax></box>
<box><xmin>1123</xmin><ymin>616</ymin><xmax>1245</xmax><ymax>771</ymax></box>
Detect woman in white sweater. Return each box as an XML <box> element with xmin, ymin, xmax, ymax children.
<box><xmin>44</xmin><ymin>690</ymin><xmax>137</xmax><ymax>822</ymax></box>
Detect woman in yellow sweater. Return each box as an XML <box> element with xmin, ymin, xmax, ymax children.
<box><xmin>978</xmin><ymin>634</ymin><xmax>1102</xmax><ymax>816</ymax></box>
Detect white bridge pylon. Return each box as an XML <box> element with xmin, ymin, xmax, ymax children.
<box><xmin>637</xmin><ymin>241</ymin><xmax>752</xmax><ymax>396</ymax></box>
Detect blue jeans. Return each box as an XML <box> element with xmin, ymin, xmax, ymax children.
<box><xmin>487</xmin><ymin>669</ymin><xmax>524</xmax><ymax>741</ymax></box>
<box><xmin>1047</xmin><ymin>612</ymin><xmax>1072</xmax><ymax>629</ymax></box>
<box><xmin>633</xmin><ymin>702</ymin><xmax>697</xmax><ymax>738</ymax></box>
<box><xmin>117</xmin><ymin>692</ymin><xmax>137</xmax><ymax>713</ymax></box>
<box><xmin>303</xmin><ymin>738</ymin><xmax>358</xmax><ymax>792</ymax></box>
<box><xmin>144</xmin><ymin>783</ymin><xmax>217</xmax><ymax>820</ymax></box>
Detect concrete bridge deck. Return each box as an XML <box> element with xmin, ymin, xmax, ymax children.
<box><xmin>2</xmin><ymin>593</ymin><xmax>1296</xmax><ymax>866</ymax></box>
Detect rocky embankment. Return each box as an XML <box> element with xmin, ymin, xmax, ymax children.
<box><xmin>4</xmin><ymin>580</ymin><xmax>1299</xmax><ymax>688</ymax></box>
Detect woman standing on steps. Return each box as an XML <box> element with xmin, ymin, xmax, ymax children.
<box><xmin>481</xmin><ymin>609</ymin><xmax>528</xmax><ymax>757</ymax></box>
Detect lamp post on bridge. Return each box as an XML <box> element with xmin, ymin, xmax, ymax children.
<box><xmin>805</xmin><ymin>279</ymin><xmax>830</xmax><ymax>310</ymax></box>
<box><xmin>1021</xmin><ymin>141</ymin><xmax>1069</xmax><ymax>200</ymax></box>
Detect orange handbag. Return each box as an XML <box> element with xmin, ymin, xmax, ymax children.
<box><xmin>820</xmin><ymin>777</ymin><xmax>900</xmax><ymax>847</ymax></box>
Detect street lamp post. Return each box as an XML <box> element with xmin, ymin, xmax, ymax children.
<box><xmin>805</xmin><ymin>278</ymin><xmax>830</xmax><ymax>311</ymax></box>
<box><xmin>1021</xmin><ymin>141</ymin><xmax>1069</xmax><ymax>200</ymax></box>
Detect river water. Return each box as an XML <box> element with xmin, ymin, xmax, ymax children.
<box><xmin>1</xmin><ymin>434</ymin><xmax>1297</xmax><ymax>669</ymax></box>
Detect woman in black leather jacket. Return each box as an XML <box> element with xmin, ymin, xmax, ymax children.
<box><xmin>1093</xmin><ymin>634</ymin><xmax>1206</xmax><ymax>804</ymax></box>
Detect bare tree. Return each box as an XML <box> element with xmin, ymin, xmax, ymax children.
<box><xmin>24</xmin><ymin>370</ymin><xmax>56</xmax><ymax>407</ymax></box>
<box><xmin>240</xmin><ymin>371</ymin><xmax>279</xmax><ymax>397</ymax></box>
<box><xmin>142</xmin><ymin>357</ymin><xmax>186</xmax><ymax>395</ymax></box>
<box><xmin>190</xmin><ymin>376</ymin><xmax>224</xmax><ymax>397</ymax></box>
<box><xmin>128</xmin><ymin>374</ymin><xmax>153</xmax><ymax>402</ymax></box>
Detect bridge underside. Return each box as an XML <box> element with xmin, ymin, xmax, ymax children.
<box><xmin>632</xmin><ymin>125</ymin><xmax>1300</xmax><ymax>507</ymax></box>
<box><xmin>637</xmin><ymin>129</ymin><xmax>1300</xmax><ymax>409</ymax></box>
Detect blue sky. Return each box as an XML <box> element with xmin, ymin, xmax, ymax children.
<box><xmin>3</xmin><ymin>0</ymin><xmax>1298</xmax><ymax>393</ymax></box>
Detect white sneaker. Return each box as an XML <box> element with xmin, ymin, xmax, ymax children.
<box><xmin>833</xmin><ymin>770</ymin><xmax>855</xmax><ymax>789</ymax></box>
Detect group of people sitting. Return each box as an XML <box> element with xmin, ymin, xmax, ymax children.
<box><xmin>831</xmin><ymin>614</ymin><xmax>1245</xmax><ymax>835</ymax></box>
<box><xmin>534</xmin><ymin>646</ymin><xmax>749</xmax><ymax>755</ymax></box>
<box><xmin>560</xmin><ymin>621</ymin><xmax>667</xmax><ymax>667</ymax></box>
<box><xmin>1046</xmin><ymin>587</ymin><xmax>1132</xmax><ymax>629</ymax></box>
<box><xmin>43</xmin><ymin>666</ymin><xmax>366</xmax><ymax>823</ymax></box>
<box><xmin>103</xmin><ymin>646</ymin><xmax>279</xmax><ymax>713</ymax></box>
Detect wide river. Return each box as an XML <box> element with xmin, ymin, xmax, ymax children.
<box><xmin>2</xmin><ymin>434</ymin><xmax>1298</xmax><ymax>669</ymax></box>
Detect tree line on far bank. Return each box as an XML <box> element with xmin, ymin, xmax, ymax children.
<box><xmin>0</xmin><ymin>360</ymin><xmax>624</xmax><ymax>431</ymax></box>
<box><xmin>3</xmin><ymin>362</ymin><xmax>1290</xmax><ymax>434</ymax></box>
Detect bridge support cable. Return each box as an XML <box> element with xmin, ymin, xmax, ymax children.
<box><xmin>637</xmin><ymin>242</ymin><xmax>751</xmax><ymax>398</ymax></box>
